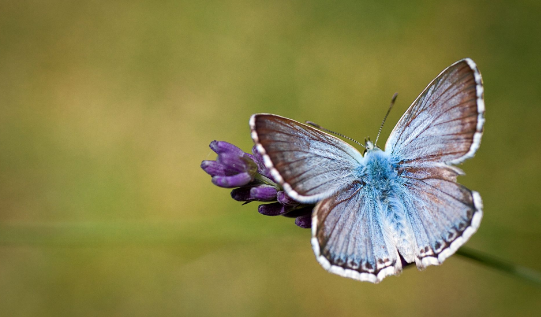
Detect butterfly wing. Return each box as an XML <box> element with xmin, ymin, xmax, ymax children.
<box><xmin>385</xmin><ymin>58</ymin><xmax>484</xmax><ymax>268</ymax></box>
<box><xmin>250</xmin><ymin>114</ymin><xmax>363</xmax><ymax>204</ymax></box>
<box><xmin>385</xmin><ymin>58</ymin><xmax>485</xmax><ymax>165</ymax></box>
<box><xmin>252</xmin><ymin>58</ymin><xmax>485</xmax><ymax>281</ymax></box>
<box><xmin>312</xmin><ymin>182</ymin><xmax>401</xmax><ymax>283</ymax></box>
<box><xmin>398</xmin><ymin>166</ymin><xmax>483</xmax><ymax>268</ymax></box>
<box><xmin>252</xmin><ymin>114</ymin><xmax>402</xmax><ymax>283</ymax></box>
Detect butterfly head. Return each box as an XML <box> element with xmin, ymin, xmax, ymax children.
<box><xmin>364</xmin><ymin>137</ymin><xmax>380</xmax><ymax>154</ymax></box>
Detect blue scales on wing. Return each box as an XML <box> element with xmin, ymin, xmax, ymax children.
<box><xmin>312</xmin><ymin>180</ymin><xmax>400</xmax><ymax>283</ymax></box>
<box><xmin>384</xmin><ymin>58</ymin><xmax>485</xmax><ymax>269</ymax></box>
<box><xmin>385</xmin><ymin>59</ymin><xmax>485</xmax><ymax>165</ymax></box>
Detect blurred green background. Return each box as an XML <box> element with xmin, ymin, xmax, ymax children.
<box><xmin>1</xmin><ymin>0</ymin><xmax>540</xmax><ymax>316</ymax></box>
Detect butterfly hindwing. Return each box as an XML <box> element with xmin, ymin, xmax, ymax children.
<box><xmin>312</xmin><ymin>182</ymin><xmax>401</xmax><ymax>283</ymax></box>
<box><xmin>398</xmin><ymin>165</ymin><xmax>482</xmax><ymax>267</ymax></box>
<box><xmin>250</xmin><ymin>114</ymin><xmax>363</xmax><ymax>204</ymax></box>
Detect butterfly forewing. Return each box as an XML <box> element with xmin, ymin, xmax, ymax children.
<box><xmin>250</xmin><ymin>114</ymin><xmax>363</xmax><ymax>204</ymax></box>
<box><xmin>385</xmin><ymin>58</ymin><xmax>484</xmax><ymax>165</ymax></box>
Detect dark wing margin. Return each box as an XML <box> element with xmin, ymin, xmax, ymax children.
<box><xmin>250</xmin><ymin>114</ymin><xmax>363</xmax><ymax>204</ymax></box>
<box><xmin>385</xmin><ymin>58</ymin><xmax>485</xmax><ymax>166</ymax></box>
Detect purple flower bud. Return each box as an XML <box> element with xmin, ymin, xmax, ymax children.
<box><xmin>210</xmin><ymin>140</ymin><xmax>245</xmax><ymax>156</ymax></box>
<box><xmin>277</xmin><ymin>191</ymin><xmax>299</xmax><ymax>206</ymax></box>
<box><xmin>295</xmin><ymin>214</ymin><xmax>312</xmax><ymax>228</ymax></box>
<box><xmin>201</xmin><ymin>160</ymin><xmax>226</xmax><ymax>176</ymax></box>
<box><xmin>230</xmin><ymin>187</ymin><xmax>253</xmax><ymax>201</ymax></box>
<box><xmin>231</xmin><ymin>184</ymin><xmax>278</xmax><ymax>202</ymax></box>
<box><xmin>202</xmin><ymin>141</ymin><xmax>260</xmax><ymax>188</ymax></box>
<box><xmin>216</xmin><ymin>153</ymin><xmax>256</xmax><ymax>175</ymax></box>
<box><xmin>203</xmin><ymin>140</ymin><xmax>317</xmax><ymax>229</ymax></box>
<box><xmin>250</xmin><ymin>145</ymin><xmax>273</xmax><ymax>179</ymax></box>
<box><xmin>258</xmin><ymin>202</ymin><xmax>300</xmax><ymax>216</ymax></box>
<box><xmin>212</xmin><ymin>172</ymin><xmax>253</xmax><ymax>188</ymax></box>
<box><xmin>258</xmin><ymin>203</ymin><xmax>285</xmax><ymax>216</ymax></box>
<box><xmin>250</xmin><ymin>185</ymin><xmax>278</xmax><ymax>201</ymax></box>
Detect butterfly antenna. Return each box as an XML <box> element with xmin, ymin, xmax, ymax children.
<box><xmin>306</xmin><ymin>121</ymin><xmax>365</xmax><ymax>148</ymax></box>
<box><xmin>375</xmin><ymin>92</ymin><xmax>398</xmax><ymax>146</ymax></box>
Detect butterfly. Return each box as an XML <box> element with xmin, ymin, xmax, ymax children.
<box><xmin>249</xmin><ymin>58</ymin><xmax>485</xmax><ymax>283</ymax></box>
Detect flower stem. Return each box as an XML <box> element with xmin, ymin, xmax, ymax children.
<box><xmin>457</xmin><ymin>247</ymin><xmax>541</xmax><ymax>287</ymax></box>
<box><xmin>253</xmin><ymin>173</ymin><xmax>281</xmax><ymax>189</ymax></box>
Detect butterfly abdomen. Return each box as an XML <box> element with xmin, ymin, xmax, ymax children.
<box><xmin>360</xmin><ymin>148</ymin><xmax>416</xmax><ymax>263</ymax></box>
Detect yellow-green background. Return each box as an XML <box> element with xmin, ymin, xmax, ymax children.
<box><xmin>1</xmin><ymin>1</ymin><xmax>540</xmax><ymax>316</ymax></box>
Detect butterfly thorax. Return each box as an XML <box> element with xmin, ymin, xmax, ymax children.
<box><xmin>360</xmin><ymin>147</ymin><xmax>397</xmax><ymax>193</ymax></box>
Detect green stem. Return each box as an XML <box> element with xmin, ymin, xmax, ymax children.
<box><xmin>1</xmin><ymin>221</ymin><xmax>540</xmax><ymax>287</ymax></box>
<box><xmin>253</xmin><ymin>173</ymin><xmax>282</xmax><ymax>190</ymax></box>
<box><xmin>457</xmin><ymin>247</ymin><xmax>541</xmax><ymax>287</ymax></box>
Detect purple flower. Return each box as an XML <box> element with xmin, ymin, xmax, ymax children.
<box><xmin>201</xmin><ymin>141</ymin><xmax>258</xmax><ymax>188</ymax></box>
<box><xmin>231</xmin><ymin>185</ymin><xmax>278</xmax><ymax>202</ymax></box>
<box><xmin>294</xmin><ymin>214</ymin><xmax>312</xmax><ymax>229</ymax></box>
<box><xmin>248</xmin><ymin>145</ymin><xmax>273</xmax><ymax>179</ymax></box>
<box><xmin>202</xmin><ymin>140</ymin><xmax>314</xmax><ymax>228</ymax></box>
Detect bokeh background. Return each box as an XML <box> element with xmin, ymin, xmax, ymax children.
<box><xmin>1</xmin><ymin>0</ymin><xmax>540</xmax><ymax>316</ymax></box>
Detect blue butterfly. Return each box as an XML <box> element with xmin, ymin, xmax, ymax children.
<box><xmin>250</xmin><ymin>58</ymin><xmax>485</xmax><ymax>283</ymax></box>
